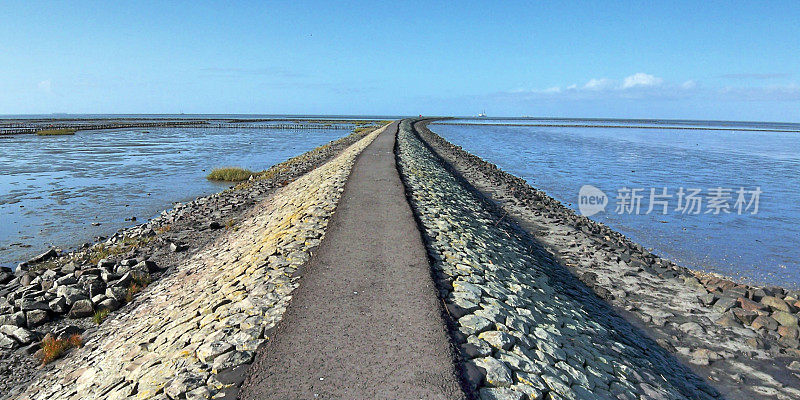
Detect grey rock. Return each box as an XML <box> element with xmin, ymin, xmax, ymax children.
<box><xmin>478</xmin><ymin>387</ymin><xmax>524</xmax><ymax>400</ymax></box>
<box><xmin>473</xmin><ymin>357</ymin><xmax>513</xmax><ymax>388</ymax></box>
<box><xmin>165</xmin><ymin>374</ymin><xmax>206</xmax><ymax>399</ymax></box>
<box><xmin>0</xmin><ymin>333</ymin><xmax>16</xmax><ymax>349</ymax></box>
<box><xmin>478</xmin><ymin>331</ymin><xmax>515</xmax><ymax>350</ymax></box>
<box><xmin>25</xmin><ymin>309</ymin><xmax>49</xmax><ymax>327</ymax></box>
<box><xmin>0</xmin><ymin>325</ymin><xmax>36</xmax><ymax>344</ymax></box>
<box><xmin>197</xmin><ymin>341</ymin><xmax>234</xmax><ymax>364</ymax></box>
<box><xmin>459</xmin><ymin>314</ymin><xmax>494</xmax><ymax>335</ymax></box>
<box><xmin>712</xmin><ymin>296</ymin><xmax>738</xmax><ymax>313</ymax></box>
<box><xmin>99</xmin><ymin>298</ymin><xmax>121</xmax><ymax>312</ymax></box>
<box><xmin>68</xmin><ymin>299</ymin><xmax>94</xmax><ymax>318</ymax></box>
<box><xmin>0</xmin><ymin>311</ymin><xmax>26</xmax><ymax>327</ymax></box>
<box><xmin>106</xmin><ymin>287</ymin><xmax>128</xmax><ymax>301</ymax></box>
<box><xmin>27</xmin><ymin>248</ymin><xmax>58</xmax><ymax>265</ymax></box>
<box><xmin>18</xmin><ymin>299</ymin><xmax>50</xmax><ymax>312</ymax></box>
<box><xmin>212</xmin><ymin>350</ymin><xmax>254</xmax><ymax>372</ymax></box>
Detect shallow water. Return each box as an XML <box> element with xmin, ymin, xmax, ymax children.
<box><xmin>0</xmin><ymin>126</ymin><xmax>349</xmax><ymax>268</ymax></box>
<box><xmin>431</xmin><ymin>120</ymin><xmax>800</xmax><ymax>288</ymax></box>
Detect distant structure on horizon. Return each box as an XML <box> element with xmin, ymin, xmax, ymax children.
<box><xmin>477</xmin><ymin>110</ymin><xmax>486</xmax><ymax>118</ymax></box>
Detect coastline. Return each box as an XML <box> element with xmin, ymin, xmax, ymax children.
<box><xmin>0</xmin><ymin>124</ymin><xmax>386</xmax><ymax>397</ymax></box>
<box><xmin>0</xmin><ymin>118</ymin><xmax>796</xmax><ymax>399</ymax></box>
<box><xmin>405</xmin><ymin>119</ymin><xmax>799</xmax><ymax>399</ymax></box>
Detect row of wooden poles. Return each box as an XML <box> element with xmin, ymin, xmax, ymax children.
<box><xmin>0</xmin><ymin>121</ymin><xmax>352</xmax><ymax>135</ymax></box>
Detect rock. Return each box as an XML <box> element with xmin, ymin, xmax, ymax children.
<box><xmin>212</xmin><ymin>350</ymin><xmax>253</xmax><ymax>372</ymax></box>
<box><xmin>97</xmin><ymin>259</ymin><xmax>116</xmax><ymax>270</ymax></box>
<box><xmin>678</xmin><ymin>322</ymin><xmax>705</xmax><ymax>335</ymax></box>
<box><xmin>715</xmin><ymin>313</ymin><xmax>740</xmax><ymax>328</ymax></box>
<box><xmin>25</xmin><ymin>309</ymin><xmax>49</xmax><ymax>327</ymax></box>
<box><xmin>196</xmin><ymin>341</ymin><xmax>234</xmax><ymax>364</ymax></box>
<box><xmin>778</xmin><ymin>325</ymin><xmax>799</xmax><ymax>339</ymax></box>
<box><xmin>27</xmin><ymin>248</ymin><xmax>58</xmax><ymax>265</ymax></box>
<box><xmin>106</xmin><ymin>287</ymin><xmax>128</xmax><ymax>301</ymax></box>
<box><xmin>738</xmin><ymin>296</ymin><xmax>767</xmax><ymax>312</ymax></box>
<box><xmin>0</xmin><ymin>270</ymin><xmax>13</xmax><ymax>284</ymax></box>
<box><xmin>732</xmin><ymin>308</ymin><xmax>758</xmax><ymax>325</ymax></box>
<box><xmin>169</xmin><ymin>242</ymin><xmax>187</xmax><ymax>252</ymax></box>
<box><xmin>136</xmin><ymin>260</ymin><xmax>158</xmax><ymax>273</ymax></box>
<box><xmin>56</xmin><ymin>275</ymin><xmax>78</xmax><ymax>286</ymax></box>
<box><xmin>165</xmin><ymin>374</ymin><xmax>206</xmax><ymax>399</ymax></box>
<box><xmin>712</xmin><ymin>296</ymin><xmax>738</xmax><ymax>313</ymax></box>
<box><xmin>478</xmin><ymin>387</ymin><xmax>524</xmax><ymax>400</ymax></box>
<box><xmin>478</xmin><ymin>331</ymin><xmax>515</xmax><ymax>350</ymax></box>
<box><xmin>99</xmin><ymin>298</ymin><xmax>121</xmax><ymax>312</ymax></box>
<box><xmin>0</xmin><ymin>325</ymin><xmax>36</xmax><ymax>344</ymax></box>
<box><xmin>778</xmin><ymin>336</ymin><xmax>800</xmax><ymax>349</ymax></box>
<box><xmin>751</xmin><ymin>315</ymin><xmax>779</xmax><ymax>331</ymax></box>
<box><xmin>697</xmin><ymin>293</ymin><xmax>716</xmax><ymax>306</ymax></box>
<box><xmin>53</xmin><ymin>325</ymin><xmax>83</xmax><ymax>340</ymax></box>
<box><xmin>459</xmin><ymin>314</ymin><xmax>494</xmax><ymax>335</ymax></box>
<box><xmin>18</xmin><ymin>299</ymin><xmax>50</xmax><ymax>312</ymax></box>
<box><xmin>473</xmin><ymin>357</ymin><xmax>513</xmax><ymax>388</ymax></box>
<box><xmin>0</xmin><ymin>311</ymin><xmax>26</xmax><ymax>327</ymax></box>
<box><xmin>209</xmin><ymin>221</ymin><xmax>222</xmax><ymax>230</ymax></box>
<box><xmin>761</xmin><ymin>296</ymin><xmax>791</xmax><ymax>312</ymax></box>
<box><xmin>110</xmin><ymin>272</ymin><xmax>133</xmax><ymax>288</ymax></box>
<box><xmin>0</xmin><ymin>333</ymin><xmax>16</xmax><ymax>349</ymax></box>
<box><xmin>68</xmin><ymin>299</ymin><xmax>94</xmax><ymax>318</ymax></box>
<box><xmin>789</xmin><ymin>360</ymin><xmax>800</xmax><ymax>372</ymax></box>
<box><xmin>185</xmin><ymin>386</ymin><xmax>211</xmax><ymax>400</ymax></box>
<box><xmin>772</xmin><ymin>311</ymin><xmax>799</xmax><ymax>327</ymax></box>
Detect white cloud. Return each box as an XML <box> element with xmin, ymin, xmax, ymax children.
<box><xmin>583</xmin><ymin>78</ymin><xmax>615</xmax><ymax>91</ymax></box>
<box><xmin>494</xmin><ymin>73</ymin><xmax>800</xmax><ymax>102</ymax></box>
<box><xmin>622</xmin><ymin>73</ymin><xmax>663</xmax><ymax>89</ymax></box>
<box><xmin>681</xmin><ymin>80</ymin><xmax>697</xmax><ymax>89</ymax></box>
<box><xmin>38</xmin><ymin>80</ymin><xmax>52</xmax><ymax>93</ymax></box>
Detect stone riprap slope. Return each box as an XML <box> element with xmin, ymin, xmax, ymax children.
<box><xmin>397</xmin><ymin>120</ymin><xmax>720</xmax><ymax>400</ymax></box>
<box><xmin>414</xmin><ymin>121</ymin><xmax>800</xmax><ymax>399</ymax></box>
<box><xmin>8</xmin><ymin>127</ymin><xmax>383</xmax><ymax>400</ymax></box>
<box><xmin>0</xmin><ymin>126</ymin><xmax>379</xmax><ymax>394</ymax></box>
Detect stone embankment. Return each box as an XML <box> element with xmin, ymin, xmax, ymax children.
<box><xmin>0</xmin><ymin>126</ymin><xmax>383</xmax><ymax>399</ymax></box>
<box><xmin>403</xmin><ymin>119</ymin><xmax>800</xmax><ymax>399</ymax></box>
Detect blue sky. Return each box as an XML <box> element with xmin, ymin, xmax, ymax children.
<box><xmin>1</xmin><ymin>1</ymin><xmax>798</xmax><ymax>121</ymax></box>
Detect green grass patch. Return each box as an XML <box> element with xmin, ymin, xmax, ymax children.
<box><xmin>92</xmin><ymin>309</ymin><xmax>110</xmax><ymax>325</ymax></box>
<box><xmin>207</xmin><ymin>167</ymin><xmax>254</xmax><ymax>182</ymax></box>
<box><xmin>36</xmin><ymin>128</ymin><xmax>76</xmax><ymax>136</ymax></box>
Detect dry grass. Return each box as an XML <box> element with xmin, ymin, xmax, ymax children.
<box><xmin>36</xmin><ymin>128</ymin><xmax>76</xmax><ymax>136</ymax></box>
<box><xmin>39</xmin><ymin>334</ymin><xmax>83</xmax><ymax>364</ymax></box>
<box><xmin>125</xmin><ymin>272</ymin><xmax>152</xmax><ymax>303</ymax></box>
<box><xmin>207</xmin><ymin>167</ymin><xmax>254</xmax><ymax>182</ymax></box>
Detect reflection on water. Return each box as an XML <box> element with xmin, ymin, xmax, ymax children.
<box><xmin>0</xmin><ymin>126</ymin><xmax>348</xmax><ymax>268</ymax></box>
<box><xmin>431</xmin><ymin>120</ymin><xmax>800</xmax><ymax>288</ymax></box>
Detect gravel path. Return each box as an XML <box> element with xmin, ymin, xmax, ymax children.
<box><xmin>239</xmin><ymin>122</ymin><xmax>466</xmax><ymax>400</ymax></box>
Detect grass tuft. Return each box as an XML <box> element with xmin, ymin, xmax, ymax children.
<box><xmin>125</xmin><ymin>272</ymin><xmax>152</xmax><ymax>303</ymax></box>
<box><xmin>92</xmin><ymin>309</ymin><xmax>110</xmax><ymax>325</ymax></box>
<box><xmin>39</xmin><ymin>334</ymin><xmax>83</xmax><ymax>365</ymax></box>
<box><xmin>207</xmin><ymin>167</ymin><xmax>254</xmax><ymax>182</ymax></box>
<box><xmin>36</xmin><ymin>128</ymin><xmax>76</xmax><ymax>136</ymax></box>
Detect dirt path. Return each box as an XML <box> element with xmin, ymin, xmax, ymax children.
<box><xmin>239</xmin><ymin>122</ymin><xmax>466</xmax><ymax>400</ymax></box>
